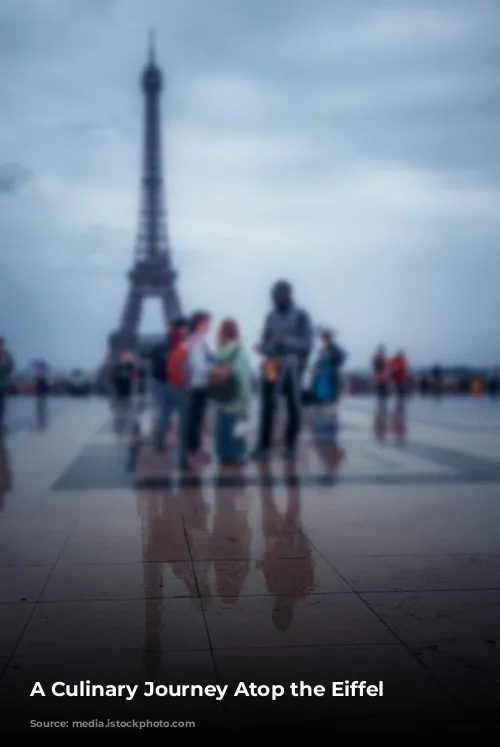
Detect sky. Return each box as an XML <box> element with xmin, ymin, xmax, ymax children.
<box><xmin>0</xmin><ymin>0</ymin><xmax>498</xmax><ymax>370</ymax></box>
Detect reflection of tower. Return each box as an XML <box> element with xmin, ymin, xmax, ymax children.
<box><xmin>106</xmin><ymin>32</ymin><xmax>182</xmax><ymax>365</ymax></box>
<box><xmin>211</xmin><ymin>468</ymin><xmax>251</xmax><ymax>603</ymax></box>
<box><xmin>0</xmin><ymin>437</ymin><xmax>12</xmax><ymax>511</ymax></box>
<box><xmin>256</xmin><ymin>465</ymin><xmax>314</xmax><ymax>632</ymax></box>
<box><xmin>137</xmin><ymin>488</ymin><xmax>202</xmax><ymax>676</ymax></box>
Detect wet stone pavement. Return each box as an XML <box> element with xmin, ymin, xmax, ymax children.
<box><xmin>0</xmin><ymin>395</ymin><xmax>500</xmax><ymax>731</ymax></box>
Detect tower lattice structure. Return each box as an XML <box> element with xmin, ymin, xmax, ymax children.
<box><xmin>108</xmin><ymin>33</ymin><xmax>182</xmax><ymax>360</ymax></box>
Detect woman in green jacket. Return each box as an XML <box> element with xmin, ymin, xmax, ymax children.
<box><xmin>212</xmin><ymin>319</ymin><xmax>253</xmax><ymax>464</ymax></box>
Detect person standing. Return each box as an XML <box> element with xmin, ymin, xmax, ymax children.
<box><xmin>185</xmin><ymin>311</ymin><xmax>212</xmax><ymax>469</ymax></box>
<box><xmin>0</xmin><ymin>338</ymin><xmax>14</xmax><ymax>433</ymax></box>
<box><xmin>371</xmin><ymin>345</ymin><xmax>389</xmax><ymax>400</ymax></box>
<box><xmin>111</xmin><ymin>351</ymin><xmax>136</xmax><ymax>403</ymax></box>
<box><xmin>390</xmin><ymin>350</ymin><xmax>410</xmax><ymax>398</ymax></box>
<box><xmin>430</xmin><ymin>364</ymin><xmax>443</xmax><ymax>397</ymax></box>
<box><xmin>163</xmin><ymin>323</ymin><xmax>190</xmax><ymax>460</ymax></box>
<box><xmin>310</xmin><ymin>329</ymin><xmax>346</xmax><ymax>440</ymax></box>
<box><xmin>211</xmin><ymin>319</ymin><xmax>253</xmax><ymax>465</ymax></box>
<box><xmin>312</xmin><ymin>329</ymin><xmax>346</xmax><ymax>406</ymax></box>
<box><xmin>149</xmin><ymin>318</ymin><xmax>188</xmax><ymax>452</ymax></box>
<box><xmin>252</xmin><ymin>281</ymin><xmax>313</xmax><ymax>462</ymax></box>
<box><xmin>34</xmin><ymin>361</ymin><xmax>50</xmax><ymax>429</ymax></box>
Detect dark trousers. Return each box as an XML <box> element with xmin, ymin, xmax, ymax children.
<box><xmin>257</xmin><ymin>372</ymin><xmax>301</xmax><ymax>452</ymax></box>
<box><xmin>0</xmin><ymin>390</ymin><xmax>4</xmax><ymax>429</ymax></box>
<box><xmin>185</xmin><ymin>388</ymin><xmax>208</xmax><ymax>453</ymax></box>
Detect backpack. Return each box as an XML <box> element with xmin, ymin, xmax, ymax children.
<box><xmin>208</xmin><ymin>347</ymin><xmax>240</xmax><ymax>404</ymax></box>
<box><xmin>167</xmin><ymin>345</ymin><xmax>188</xmax><ymax>388</ymax></box>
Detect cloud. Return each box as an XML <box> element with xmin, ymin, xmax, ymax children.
<box><xmin>0</xmin><ymin>162</ymin><xmax>32</xmax><ymax>194</ymax></box>
<box><xmin>0</xmin><ymin>0</ymin><xmax>497</xmax><ymax>368</ymax></box>
<box><xmin>280</xmin><ymin>4</ymin><xmax>477</xmax><ymax>66</ymax></box>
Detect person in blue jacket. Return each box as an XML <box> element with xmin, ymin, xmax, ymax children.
<box><xmin>312</xmin><ymin>329</ymin><xmax>346</xmax><ymax>405</ymax></box>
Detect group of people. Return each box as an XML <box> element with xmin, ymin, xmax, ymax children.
<box><xmin>111</xmin><ymin>280</ymin><xmax>347</xmax><ymax>470</ymax></box>
<box><xmin>371</xmin><ymin>346</ymin><xmax>410</xmax><ymax>399</ymax></box>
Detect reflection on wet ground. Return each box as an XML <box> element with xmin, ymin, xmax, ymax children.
<box><xmin>0</xmin><ymin>395</ymin><xmax>500</xmax><ymax>729</ymax></box>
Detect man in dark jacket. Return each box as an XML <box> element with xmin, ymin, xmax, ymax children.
<box><xmin>0</xmin><ymin>338</ymin><xmax>14</xmax><ymax>432</ymax></box>
<box><xmin>149</xmin><ymin>317</ymin><xmax>188</xmax><ymax>453</ymax></box>
<box><xmin>252</xmin><ymin>281</ymin><xmax>313</xmax><ymax>461</ymax></box>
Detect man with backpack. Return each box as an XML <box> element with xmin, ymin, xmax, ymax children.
<box><xmin>251</xmin><ymin>280</ymin><xmax>313</xmax><ymax>461</ymax></box>
<box><xmin>149</xmin><ymin>317</ymin><xmax>188</xmax><ymax>453</ymax></box>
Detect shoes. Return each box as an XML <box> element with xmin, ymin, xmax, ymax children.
<box><xmin>250</xmin><ymin>449</ymin><xmax>271</xmax><ymax>462</ymax></box>
<box><xmin>179</xmin><ymin>457</ymin><xmax>191</xmax><ymax>471</ymax></box>
<box><xmin>219</xmin><ymin>458</ymin><xmax>246</xmax><ymax>468</ymax></box>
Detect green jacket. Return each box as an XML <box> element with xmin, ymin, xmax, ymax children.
<box><xmin>0</xmin><ymin>352</ymin><xmax>14</xmax><ymax>390</ymax></box>
<box><xmin>213</xmin><ymin>342</ymin><xmax>252</xmax><ymax>410</ymax></box>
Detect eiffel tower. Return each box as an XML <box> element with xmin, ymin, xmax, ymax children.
<box><xmin>107</xmin><ymin>32</ymin><xmax>182</xmax><ymax>362</ymax></box>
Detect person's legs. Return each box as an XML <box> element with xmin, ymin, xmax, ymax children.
<box><xmin>192</xmin><ymin>389</ymin><xmax>208</xmax><ymax>453</ymax></box>
<box><xmin>283</xmin><ymin>372</ymin><xmax>301</xmax><ymax>455</ymax></box>
<box><xmin>231</xmin><ymin>411</ymin><xmax>247</xmax><ymax>461</ymax></box>
<box><xmin>215</xmin><ymin>409</ymin><xmax>230</xmax><ymax>460</ymax></box>
<box><xmin>186</xmin><ymin>389</ymin><xmax>203</xmax><ymax>453</ymax></box>
<box><xmin>0</xmin><ymin>390</ymin><xmax>5</xmax><ymax>432</ymax></box>
<box><xmin>253</xmin><ymin>380</ymin><xmax>276</xmax><ymax>457</ymax></box>
<box><xmin>178</xmin><ymin>390</ymin><xmax>191</xmax><ymax>467</ymax></box>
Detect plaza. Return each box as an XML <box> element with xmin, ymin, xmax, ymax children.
<box><xmin>0</xmin><ymin>395</ymin><xmax>499</xmax><ymax>730</ymax></box>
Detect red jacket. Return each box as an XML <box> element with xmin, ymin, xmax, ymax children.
<box><xmin>390</xmin><ymin>354</ymin><xmax>409</xmax><ymax>385</ymax></box>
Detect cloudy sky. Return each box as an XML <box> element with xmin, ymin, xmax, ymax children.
<box><xmin>0</xmin><ymin>0</ymin><xmax>498</xmax><ymax>370</ymax></box>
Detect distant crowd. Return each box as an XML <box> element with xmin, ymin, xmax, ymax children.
<box><xmin>1</xmin><ymin>283</ymin><xmax>499</xmax><ymax>453</ymax></box>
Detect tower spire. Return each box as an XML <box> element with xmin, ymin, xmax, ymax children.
<box><xmin>148</xmin><ymin>28</ymin><xmax>156</xmax><ymax>64</ymax></box>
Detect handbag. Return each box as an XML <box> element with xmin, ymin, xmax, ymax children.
<box><xmin>208</xmin><ymin>348</ymin><xmax>240</xmax><ymax>404</ymax></box>
<box><xmin>262</xmin><ymin>358</ymin><xmax>280</xmax><ymax>382</ymax></box>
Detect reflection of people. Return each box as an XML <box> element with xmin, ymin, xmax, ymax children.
<box><xmin>311</xmin><ymin>425</ymin><xmax>345</xmax><ymax>474</ymax></box>
<box><xmin>373</xmin><ymin>397</ymin><xmax>407</xmax><ymax>444</ymax></box>
<box><xmin>0</xmin><ymin>436</ymin><xmax>12</xmax><ymax>511</ymax></box>
<box><xmin>256</xmin><ymin>464</ymin><xmax>314</xmax><ymax>632</ymax></box>
<box><xmin>373</xmin><ymin>397</ymin><xmax>388</xmax><ymax>441</ymax></box>
<box><xmin>136</xmin><ymin>483</ymin><xmax>209</xmax><ymax>675</ymax></box>
<box><xmin>252</xmin><ymin>281</ymin><xmax>313</xmax><ymax>462</ymax></box>
<box><xmin>391</xmin><ymin>398</ymin><xmax>407</xmax><ymax>444</ymax></box>
<box><xmin>35</xmin><ymin>397</ymin><xmax>48</xmax><ymax>430</ymax></box>
<box><xmin>211</xmin><ymin>465</ymin><xmax>251</xmax><ymax>603</ymax></box>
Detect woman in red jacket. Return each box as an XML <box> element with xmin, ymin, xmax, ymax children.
<box><xmin>390</xmin><ymin>351</ymin><xmax>410</xmax><ymax>398</ymax></box>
